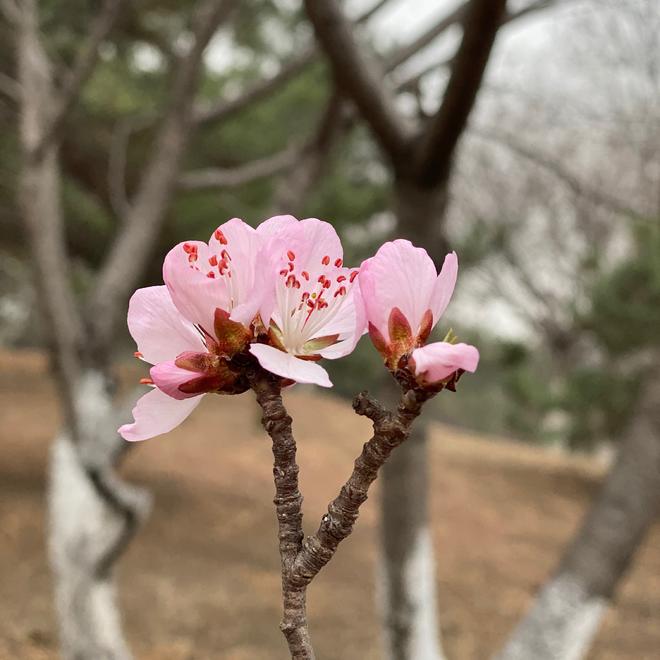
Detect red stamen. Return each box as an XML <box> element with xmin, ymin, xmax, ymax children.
<box><xmin>318</xmin><ymin>274</ymin><xmax>326</xmax><ymax>284</ymax></box>
<box><xmin>301</xmin><ymin>271</ymin><xmax>309</xmax><ymax>281</ymax></box>
<box><xmin>279</xmin><ymin>269</ymin><xmax>289</xmax><ymax>277</ymax></box>
<box><xmin>221</xmin><ymin>249</ymin><xmax>231</xmax><ymax>261</ymax></box>
<box><xmin>349</xmin><ymin>270</ymin><xmax>359</xmax><ymax>283</ymax></box>
<box><xmin>208</xmin><ymin>255</ymin><xmax>218</xmax><ymax>266</ymax></box>
<box><xmin>134</xmin><ymin>351</ymin><xmax>143</xmax><ymax>358</ymax></box>
<box><xmin>286</xmin><ymin>274</ymin><xmax>296</xmax><ymax>288</ymax></box>
<box><xmin>139</xmin><ymin>377</ymin><xmax>154</xmax><ymax>385</ymax></box>
<box><xmin>334</xmin><ymin>258</ymin><xmax>343</xmax><ymax>267</ymax></box>
<box><xmin>322</xmin><ymin>255</ymin><xmax>330</xmax><ymax>266</ymax></box>
<box><xmin>207</xmin><ymin>271</ymin><xmax>216</xmax><ymax>278</ymax></box>
<box><xmin>336</xmin><ymin>275</ymin><xmax>346</xmax><ymax>282</ymax></box>
<box><xmin>323</xmin><ymin>279</ymin><xmax>331</xmax><ymax>289</ymax></box>
<box><xmin>215</xmin><ymin>229</ymin><xmax>228</xmax><ymax>245</ymax></box>
<box><xmin>288</xmin><ymin>262</ymin><xmax>295</xmax><ymax>272</ymax></box>
<box><xmin>287</xmin><ymin>250</ymin><xmax>296</xmax><ymax>261</ymax></box>
<box><xmin>293</xmin><ymin>279</ymin><xmax>301</xmax><ymax>289</ymax></box>
<box><xmin>183</xmin><ymin>243</ymin><xmax>196</xmax><ymax>254</ymax></box>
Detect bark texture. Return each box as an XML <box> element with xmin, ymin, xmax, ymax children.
<box><xmin>249</xmin><ymin>366</ymin><xmax>431</xmax><ymax>659</ymax></box>
<box><xmin>496</xmin><ymin>368</ymin><xmax>660</xmax><ymax>660</ymax></box>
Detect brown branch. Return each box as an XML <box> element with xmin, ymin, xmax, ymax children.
<box><xmin>387</xmin><ymin>4</ymin><xmax>468</xmax><ymax>72</ymax></box>
<box><xmin>292</xmin><ymin>388</ymin><xmax>429</xmax><ymax>585</ymax></box>
<box><xmin>89</xmin><ymin>0</ymin><xmax>238</xmax><ymax>347</ymax></box>
<box><xmin>249</xmin><ymin>370</ymin><xmax>310</xmax><ymax>658</ymax></box>
<box><xmin>16</xmin><ymin>0</ymin><xmax>83</xmax><ymax>421</ymax></box>
<box><xmin>192</xmin><ymin>0</ymin><xmax>393</xmax><ymax>127</ymax></box>
<box><xmin>413</xmin><ymin>0</ymin><xmax>508</xmax><ymax>185</ymax></box>
<box><xmin>303</xmin><ymin>0</ymin><xmax>411</xmax><ymax>161</ymax></box>
<box><xmin>412</xmin><ymin>0</ymin><xmax>506</xmax><ymax>181</ymax></box>
<box><xmin>250</xmin><ymin>359</ymin><xmax>430</xmax><ymax>660</ymax></box>
<box><xmin>0</xmin><ymin>70</ymin><xmax>20</xmax><ymax>101</ymax></box>
<box><xmin>272</xmin><ymin>91</ymin><xmax>350</xmax><ymax>213</ymax></box>
<box><xmin>32</xmin><ymin>0</ymin><xmax>125</xmax><ymax>160</ymax></box>
<box><xmin>392</xmin><ymin>1</ymin><xmax>560</xmax><ymax>91</ymax></box>
<box><xmin>178</xmin><ymin>144</ymin><xmax>300</xmax><ymax>191</ymax></box>
<box><xmin>194</xmin><ymin>49</ymin><xmax>315</xmax><ymax>126</ymax></box>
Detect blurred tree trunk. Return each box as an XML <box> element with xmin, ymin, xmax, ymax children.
<box><xmin>11</xmin><ymin>0</ymin><xmax>237</xmax><ymax>656</ymax></box>
<box><xmin>16</xmin><ymin>5</ymin><xmax>137</xmax><ymax>656</ymax></box>
<box><xmin>48</xmin><ymin>372</ymin><xmax>140</xmax><ymax>660</ymax></box>
<box><xmin>496</xmin><ymin>364</ymin><xmax>660</xmax><ymax>660</ymax></box>
<box><xmin>377</xmin><ymin>182</ymin><xmax>450</xmax><ymax>660</ymax></box>
<box><xmin>380</xmin><ymin>423</ymin><xmax>445</xmax><ymax>660</ymax></box>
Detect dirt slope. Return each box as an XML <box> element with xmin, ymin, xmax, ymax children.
<box><xmin>1</xmin><ymin>350</ymin><xmax>659</xmax><ymax>659</ymax></box>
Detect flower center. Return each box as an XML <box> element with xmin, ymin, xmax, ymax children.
<box><xmin>276</xmin><ymin>250</ymin><xmax>358</xmax><ymax>354</ymax></box>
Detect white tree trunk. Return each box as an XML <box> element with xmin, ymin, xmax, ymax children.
<box><xmin>496</xmin><ymin>365</ymin><xmax>660</xmax><ymax>660</ymax></box>
<box><xmin>48</xmin><ymin>371</ymin><xmax>135</xmax><ymax>660</ymax></box>
<box><xmin>379</xmin><ymin>422</ymin><xmax>446</xmax><ymax>660</ymax></box>
<box><xmin>494</xmin><ymin>573</ymin><xmax>606</xmax><ymax>660</ymax></box>
<box><xmin>379</xmin><ymin>524</ymin><xmax>445</xmax><ymax>660</ymax></box>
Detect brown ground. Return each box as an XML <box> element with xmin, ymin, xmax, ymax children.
<box><xmin>1</xmin><ymin>350</ymin><xmax>659</xmax><ymax>660</ymax></box>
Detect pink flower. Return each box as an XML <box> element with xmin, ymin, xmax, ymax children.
<box><xmin>162</xmin><ymin>217</ymin><xmax>269</xmax><ymax>334</ymax></box>
<box><xmin>410</xmin><ymin>342</ymin><xmax>479</xmax><ymax>385</ymax></box>
<box><xmin>119</xmin><ymin>218</ymin><xmax>267</xmax><ymax>441</ymax></box>
<box><xmin>249</xmin><ymin>215</ymin><xmax>366</xmax><ymax>388</ymax></box>
<box><xmin>359</xmin><ymin>239</ymin><xmax>478</xmax><ymax>383</ymax></box>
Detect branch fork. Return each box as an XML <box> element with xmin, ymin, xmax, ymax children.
<box><xmin>248</xmin><ymin>367</ymin><xmax>432</xmax><ymax>659</ymax></box>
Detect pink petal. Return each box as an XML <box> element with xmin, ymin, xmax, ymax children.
<box><xmin>359</xmin><ymin>240</ymin><xmax>438</xmax><ymax>342</ymax></box>
<box><xmin>411</xmin><ymin>342</ymin><xmax>479</xmax><ymax>383</ymax></box>
<box><xmin>263</xmin><ymin>217</ymin><xmax>343</xmax><ymax>286</ymax></box>
<box><xmin>127</xmin><ymin>286</ymin><xmax>204</xmax><ymax>365</ymax></box>
<box><xmin>249</xmin><ymin>344</ymin><xmax>332</xmax><ymax>388</ymax></box>
<box><xmin>208</xmin><ymin>218</ymin><xmax>268</xmax><ymax>326</ymax></box>
<box><xmin>162</xmin><ymin>239</ymin><xmax>231</xmax><ymax>335</ymax></box>
<box><xmin>255</xmin><ymin>214</ymin><xmax>299</xmax><ymax>240</ymax></box>
<box><xmin>150</xmin><ymin>361</ymin><xmax>199</xmax><ymax>400</ymax></box>
<box><xmin>118</xmin><ymin>387</ymin><xmax>202</xmax><ymax>442</ymax></box>
<box><xmin>429</xmin><ymin>251</ymin><xmax>458</xmax><ymax>326</ymax></box>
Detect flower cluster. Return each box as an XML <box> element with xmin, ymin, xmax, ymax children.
<box><xmin>119</xmin><ymin>217</ymin><xmax>478</xmax><ymax>441</ymax></box>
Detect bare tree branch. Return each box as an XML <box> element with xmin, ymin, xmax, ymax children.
<box><xmin>16</xmin><ymin>0</ymin><xmax>83</xmax><ymax>415</ymax></box>
<box><xmin>292</xmin><ymin>388</ymin><xmax>430</xmax><ymax>586</ymax></box>
<box><xmin>0</xmin><ymin>0</ymin><xmax>21</xmax><ymax>23</ymax></box>
<box><xmin>303</xmin><ymin>0</ymin><xmax>412</xmax><ymax>161</ymax></box>
<box><xmin>194</xmin><ymin>49</ymin><xmax>314</xmax><ymax>126</ymax></box>
<box><xmin>89</xmin><ymin>0</ymin><xmax>238</xmax><ymax>346</ymax></box>
<box><xmin>472</xmin><ymin>126</ymin><xmax>646</xmax><ymax>218</ymax></box>
<box><xmin>387</xmin><ymin>4</ymin><xmax>468</xmax><ymax>72</ymax></box>
<box><xmin>107</xmin><ymin>118</ymin><xmax>133</xmax><ymax>218</ymax></box>
<box><xmin>33</xmin><ymin>0</ymin><xmax>125</xmax><ymax>160</ymax></box>
<box><xmin>179</xmin><ymin>143</ymin><xmax>300</xmax><ymax>191</ymax></box>
<box><xmin>193</xmin><ymin>0</ymin><xmax>393</xmax><ymax>127</ymax></box>
<box><xmin>249</xmin><ymin>359</ymin><xmax>433</xmax><ymax>660</ymax></box>
<box><xmin>273</xmin><ymin>90</ymin><xmax>350</xmax><ymax>213</ymax></box>
<box><xmin>391</xmin><ymin>1</ymin><xmax>561</xmax><ymax>90</ymax></box>
<box><xmin>413</xmin><ymin>0</ymin><xmax>508</xmax><ymax>185</ymax></box>
<box><xmin>0</xmin><ymin>70</ymin><xmax>20</xmax><ymax>101</ymax></box>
